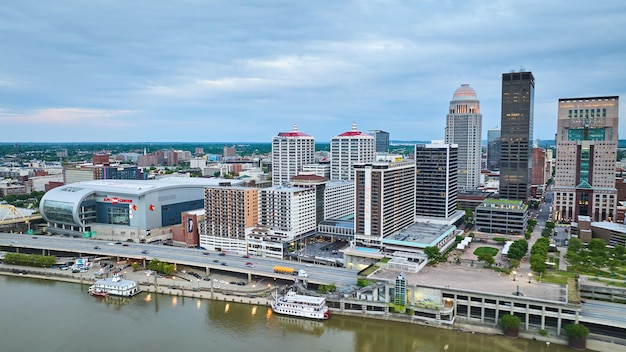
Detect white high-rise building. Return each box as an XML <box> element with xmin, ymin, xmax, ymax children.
<box><xmin>258</xmin><ymin>186</ymin><xmax>316</xmax><ymax>239</ymax></box>
<box><xmin>330</xmin><ymin>123</ymin><xmax>375</xmax><ymax>181</ymax></box>
<box><xmin>271</xmin><ymin>124</ymin><xmax>315</xmax><ymax>187</ymax></box>
<box><xmin>445</xmin><ymin>84</ymin><xmax>482</xmax><ymax>191</ymax></box>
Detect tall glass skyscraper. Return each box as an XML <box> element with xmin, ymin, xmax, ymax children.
<box><xmin>371</xmin><ymin>130</ymin><xmax>390</xmax><ymax>154</ymax></box>
<box><xmin>445</xmin><ymin>84</ymin><xmax>482</xmax><ymax>191</ymax></box>
<box><xmin>487</xmin><ymin>128</ymin><xmax>501</xmax><ymax>171</ymax></box>
<box><xmin>499</xmin><ymin>71</ymin><xmax>535</xmax><ymax>201</ymax></box>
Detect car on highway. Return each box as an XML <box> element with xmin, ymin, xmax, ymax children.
<box><xmin>242</xmin><ymin>255</ymin><xmax>250</xmax><ymax>258</ymax></box>
<box><xmin>123</xmin><ymin>243</ymin><xmax>129</xmax><ymax>247</ymax></box>
<box><xmin>94</xmin><ymin>246</ymin><xmax>101</xmax><ymax>249</ymax></box>
<box><xmin>221</xmin><ymin>262</ymin><xmax>227</xmax><ymax>266</ymax></box>
<box><xmin>212</xmin><ymin>259</ymin><xmax>220</xmax><ymax>263</ymax></box>
<box><xmin>202</xmin><ymin>252</ymin><xmax>210</xmax><ymax>255</ymax></box>
<box><xmin>108</xmin><ymin>242</ymin><xmax>115</xmax><ymax>245</ymax></box>
<box><xmin>218</xmin><ymin>252</ymin><xmax>226</xmax><ymax>256</ymax></box>
<box><xmin>141</xmin><ymin>250</ymin><xmax>149</xmax><ymax>254</ymax></box>
<box><xmin>115</xmin><ymin>242</ymin><xmax>122</xmax><ymax>245</ymax></box>
<box><xmin>245</xmin><ymin>262</ymin><xmax>254</xmax><ymax>268</ymax></box>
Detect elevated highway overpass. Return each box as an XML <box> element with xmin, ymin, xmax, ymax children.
<box><xmin>0</xmin><ymin>232</ymin><xmax>358</xmax><ymax>287</ymax></box>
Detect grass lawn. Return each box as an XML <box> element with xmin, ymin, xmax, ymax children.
<box><xmin>473</xmin><ymin>247</ymin><xmax>499</xmax><ymax>257</ymax></box>
<box><xmin>541</xmin><ymin>270</ymin><xmax>576</xmax><ymax>285</ymax></box>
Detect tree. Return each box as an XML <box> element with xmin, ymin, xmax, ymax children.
<box><xmin>565</xmin><ymin>323</ymin><xmax>590</xmax><ymax>350</ymax></box>
<box><xmin>463</xmin><ymin>209</ymin><xmax>474</xmax><ymax>226</ymax></box>
<box><xmin>508</xmin><ymin>258</ymin><xmax>520</xmax><ymax>269</ymax></box>
<box><xmin>500</xmin><ymin>314</ymin><xmax>521</xmax><ymax>338</ymax></box>
<box><xmin>530</xmin><ymin>254</ymin><xmax>547</xmax><ymax>274</ymax></box>
<box><xmin>507</xmin><ymin>239</ymin><xmax>528</xmax><ymax>260</ymax></box>
<box><xmin>477</xmin><ymin>253</ymin><xmax>495</xmax><ymax>267</ymax></box>
<box><xmin>424</xmin><ymin>246</ymin><xmax>442</xmax><ymax>262</ymax></box>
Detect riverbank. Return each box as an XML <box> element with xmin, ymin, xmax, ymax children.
<box><xmin>0</xmin><ymin>266</ymin><xmax>617</xmax><ymax>352</ymax></box>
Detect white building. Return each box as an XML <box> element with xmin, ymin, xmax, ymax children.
<box><xmin>445</xmin><ymin>84</ymin><xmax>482</xmax><ymax>191</ymax></box>
<box><xmin>258</xmin><ymin>186</ymin><xmax>316</xmax><ymax>240</ymax></box>
<box><xmin>324</xmin><ymin>180</ymin><xmax>354</xmax><ymax>220</ymax></box>
<box><xmin>330</xmin><ymin>123</ymin><xmax>375</xmax><ymax>181</ymax></box>
<box><xmin>302</xmin><ymin>163</ymin><xmax>330</xmax><ymax>179</ymax></box>
<box><xmin>271</xmin><ymin>124</ymin><xmax>315</xmax><ymax>186</ymax></box>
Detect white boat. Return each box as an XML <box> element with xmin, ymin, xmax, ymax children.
<box><xmin>271</xmin><ymin>290</ymin><xmax>330</xmax><ymax>320</ymax></box>
<box><xmin>89</xmin><ymin>275</ymin><xmax>141</xmax><ymax>297</ymax></box>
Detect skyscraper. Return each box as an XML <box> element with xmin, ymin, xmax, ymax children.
<box><xmin>271</xmin><ymin>124</ymin><xmax>315</xmax><ymax>186</ymax></box>
<box><xmin>553</xmin><ymin>96</ymin><xmax>619</xmax><ymax>222</ymax></box>
<box><xmin>330</xmin><ymin>123</ymin><xmax>375</xmax><ymax>181</ymax></box>
<box><xmin>499</xmin><ymin>71</ymin><xmax>535</xmax><ymax>201</ymax></box>
<box><xmin>487</xmin><ymin>128</ymin><xmax>501</xmax><ymax>171</ymax></box>
<box><xmin>354</xmin><ymin>161</ymin><xmax>415</xmax><ymax>247</ymax></box>
<box><xmin>415</xmin><ymin>142</ymin><xmax>459</xmax><ymax>221</ymax></box>
<box><xmin>445</xmin><ymin>84</ymin><xmax>482</xmax><ymax>191</ymax></box>
<box><xmin>371</xmin><ymin>130</ymin><xmax>390</xmax><ymax>154</ymax></box>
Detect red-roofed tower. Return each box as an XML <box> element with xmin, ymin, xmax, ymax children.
<box><xmin>271</xmin><ymin>124</ymin><xmax>315</xmax><ymax>186</ymax></box>
<box><xmin>330</xmin><ymin>123</ymin><xmax>375</xmax><ymax>181</ymax></box>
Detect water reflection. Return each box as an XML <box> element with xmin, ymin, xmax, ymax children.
<box><xmin>0</xmin><ymin>276</ymin><xmax>573</xmax><ymax>352</ymax></box>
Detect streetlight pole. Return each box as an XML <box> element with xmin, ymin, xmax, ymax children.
<box><xmin>197</xmin><ymin>278</ymin><xmax>200</xmax><ymax>291</ymax></box>
<box><xmin>512</xmin><ymin>270</ymin><xmax>517</xmax><ymax>281</ymax></box>
<box><xmin>528</xmin><ymin>273</ymin><xmax>533</xmax><ymax>283</ymax></box>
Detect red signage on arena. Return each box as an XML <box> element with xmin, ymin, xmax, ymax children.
<box><xmin>103</xmin><ymin>197</ymin><xmax>133</xmax><ymax>204</ymax></box>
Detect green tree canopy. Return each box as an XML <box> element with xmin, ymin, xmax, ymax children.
<box><xmin>424</xmin><ymin>246</ymin><xmax>442</xmax><ymax>262</ymax></box>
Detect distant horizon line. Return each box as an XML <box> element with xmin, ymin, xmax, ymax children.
<box><xmin>0</xmin><ymin>139</ymin><xmax>562</xmax><ymax>145</ymax></box>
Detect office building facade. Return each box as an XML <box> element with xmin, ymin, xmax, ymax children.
<box><xmin>371</xmin><ymin>130</ymin><xmax>390</xmax><ymax>154</ymax></box>
<box><xmin>487</xmin><ymin>128</ymin><xmax>501</xmax><ymax>171</ymax></box>
<box><xmin>354</xmin><ymin>161</ymin><xmax>415</xmax><ymax>247</ymax></box>
<box><xmin>415</xmin><ymin>142</ymin><xmax>458</xmax><ymax>220</ymax></box>
<box><xmin>271</xmin><ymin>124</ymin><xmax>315</xmax><ymax>186</ymax></box>
<box><xmin>553</xmin><ymin>96</ymin><xmax>619</xmax><ymax>222</ymax></box>
<box><xmin>445</xmin><ymin>84</ymin><xmax>482</xmax><ymax>191</ymax></box>
<box><xmin>499</xmin><ymin>71</ymin><xmax>535</xmax><ymax>201</ymax></box>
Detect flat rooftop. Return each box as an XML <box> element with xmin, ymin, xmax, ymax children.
<box><xmin>384</xmin><ymin>222</ymin><xmax>455</xmax><ymax>248</ymax></box>
<box><xmin>369</xmin><ymin>263</ymin><xmax>567</xmax><ymax>303</ymax></box>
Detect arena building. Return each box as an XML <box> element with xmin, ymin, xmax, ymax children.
<box><xmin>39</xmin><ymin>177</ymin><xmax>243</xmax><ymax>242</ymax></box>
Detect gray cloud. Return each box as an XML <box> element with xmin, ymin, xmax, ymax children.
<box><xmin>0</xmin><ymin>0</ymin><xmax>625</xmax><ymax>142</ymax></box>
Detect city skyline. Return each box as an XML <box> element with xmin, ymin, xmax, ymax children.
<box><xmin>0</xmin><ymin>1</ymin><xmax>625</xmax><ymax>143</ymax></box>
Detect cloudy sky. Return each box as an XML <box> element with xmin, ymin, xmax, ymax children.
<box><xmin>1</xmin><ymin>1</ymin><xmax>625</xmax><ymax>143</ymax></box>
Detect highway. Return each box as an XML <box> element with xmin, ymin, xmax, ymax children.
<box><xmin>0</xmin><ymin>233</ymin><xmax>359</xmax><ymax>287</ymax></box>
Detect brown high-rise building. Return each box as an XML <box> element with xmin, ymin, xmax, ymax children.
<box><xmin>553</xmin><ymin>96</ymin><xmax>619</xmax><ymax>222</ymax></box>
